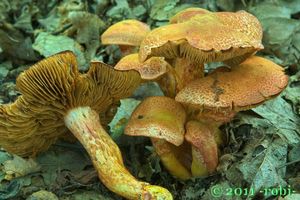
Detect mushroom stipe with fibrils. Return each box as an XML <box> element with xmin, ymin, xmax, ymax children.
<box><xmin>0</xmin><ymin>51</ymin><xmax>173</xmax><ymax>200</ymax></box>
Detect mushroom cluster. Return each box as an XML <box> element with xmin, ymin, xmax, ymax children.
<box><xmin>101</xmin><ymin>8</ymin><xmax>289</xmax><ymax>180</ymax></box>
<box><xmin>0</xmin><ymin>51</ymin><xmax>173</xmax><ymax>199</ymax></box>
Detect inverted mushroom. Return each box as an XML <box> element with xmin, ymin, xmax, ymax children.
<box><xmin>0</xmin><ymin>51</ymin><xmax>173</xmax><ymax>200</ymax></box>
<box><xmin>101</xmin><ymin>19</ymin><xmax>150</xmax><ymax>55</ymax></box>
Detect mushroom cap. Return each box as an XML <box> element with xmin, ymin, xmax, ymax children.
<box><xmin>169</xmin><ymin>7</ymin><xmax>211</xmax><ymax>23</ymax></box>
<box><xmin>185</xmin><ymin>120</ymin><xmax>218</xmax><ymax>175</ymax></box>
<box><xmin>125</xmin><ymin>96</ymin><xmax>186</xmax><ymax>146</ymax></box>
<box><xmin>139</xmin><ymin>9</ymin><xmax>263</xmax><ymax>65</ymax></box>
<box><xmin>0</xmin><ymin>51</ymin><xmax>141</xmax><ymax>156</ymax></box>
<box><xmin>101</xmin><ymin>19</ymin><xmax>150</xmax><ymax>46</ymax></box>
<box><xmin>175</xmin><ymin>56</ymin><xmax>288</xmax><ymax>112</ymax></box>
<box><xmin>115</xmin><ymin>53</ymin><xmax>169</xmax><ymax>80</ymax></box>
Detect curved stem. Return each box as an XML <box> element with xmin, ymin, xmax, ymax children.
<box><xmin>64</xmin><ymin>107</ymin><xmax>172</xmax><ymax>200</ymax></box>
<box><xmin>151</xmin><ymin>138</ymin><xmax>192</xmax><ymax>180</ymax></box>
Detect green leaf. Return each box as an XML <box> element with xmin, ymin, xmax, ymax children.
<box><xmin>284</xmin><ymin>72</ymin><xmax>300</xmax><ymax>114</ymax></box>
<box><xmin>61</xmin><ymin>190</ymin><xmax>116</xmax><ymax>200</ymax></box>
<box><xmin>238</xmin><ymin>138</ymin><xmax>288</xmax><ymax>197</ymax></box>
<box><xmin>26</xmin><ymin>190</ymin><xmax>58</xmax><ymax>200</ymax></box>
<box><xmin>0</xmin><ymin>151</ymin><xmax>12</xmax><ymax>164</ymax></box>
<box><xmin>0</xmin><ymin>176</ymin><xmax>31</xmax><ymax>200</ymax></box>
<box><xmin>252</xmin><ymin>97</ymin><xmax>300</xmax><ymax>146</ymax></box>
<box><xmin>32</xmin><ymin>32</ymin><xmax>87</xmax><ymax>70</ymax></box>
<box><xmin>249</xmin><ymin>2</ymin><xmax>292</xmax><ymax>20</ymax></box>
<box><xmin>109</xmin><ymin>98</ymin><xmax>141</xmax><ymax>139</ymax></box>
<box><xmin>36</xmin><ymin>148</ymin><xmax>90</xmax><ymax>186</ymax></box>
<box><xmin>2</xmin><ymin>155</ymin><xmax>40</xmax><ymax>180</ymax></box>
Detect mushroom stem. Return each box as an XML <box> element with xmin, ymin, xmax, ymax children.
<box><xmin>64</xmin><ymin>107</ymin><xmax>172</xmax><ymax>200</ymax></box>
<box><xmin>174</xmin><ymin>58</ymin><xmax>204</xmax><ymax>89</ymax></box>
<box><xmin>119</xmin><ymin>45</ymin><xmax>137</xmax><ymax>56</ymax></box>
<box><xmin>157</xmin><ymin>65</ymin><xmax>178</xmax><ymax>98</ymax></box>
<box><xmin>151</xmin><ymin>138</ymin><xmax>192</xmax><ymax>180</ymax></box>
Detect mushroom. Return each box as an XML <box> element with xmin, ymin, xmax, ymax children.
<box><xmin>175</xmin><ymin>56</ymin><xmax>288</xmax><ymax>175</ymax></box>
<box><xmin>125</xmin><ymin>96</ymin><xmax>192</xmax><ymax>180</ymax></box>
<box><xmin>139</xmin><ymin>8</ymin><xmax>263</xmax><ymax>65</ymax></box>
<box><xmin>115</xmin><ymin>53</ymin><xmax>178</xmax><ymax>97</ymax></box>
<box><xmin>0</xmin><ymin>51</ymin><xmax>173</xmax><ymax>200</ymax></box>
<box><xmin>101</xmin><ymin>19</ymin><xmax>150</xmax><ymax>55</ymax></box>
<box><xmin>169</xmin><ymin>7</ymin><xmax>211</xmax><ymax>24</ymax></box>
<box><xmin>115</xmin><ymin>53</ymin><xmax>169</xmax><ymax>81</ymax></box>
<box><xmin>175</xmin><ymin>56</ymin><xmax>288</xmax><ymax>114</ymax></box>
<box><xmin>125</xmin><ymin>96</ymin><xmax>219</xmax><ymax>179</ymax></box>
<box><xmin>138</xmin><ymin>8</ymin><xmax>263</xmax><ymax>92</ymax></box>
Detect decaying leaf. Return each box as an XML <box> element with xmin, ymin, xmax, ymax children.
<box><xmin>64</xmin><ymin>11</ymin><xmax>105</xmax><ymax>61</ymax></box>
<box><xmin>284</xmin><ymin>72</ymin><xmax>300</xmax><ymax>114</ymax></box>
<box><xmin>2</xmin><ymin>155</ymin><xmax>40</xmax><ymax>180</ymax></box>
<box><xmin>26</xmin><ymin>190</ymin><xmax>59</xmax><ymax>200</ymax></box>
<box><xmin>106</xmin><ymin>0</ymin><xmax>134</xmax><ymax>20</ymax></box>
<box><xmin>0</xmin><ymin>23</ymin><xmax>37</xmax><ymax>62</ymax></box>
<box><xmin>150</xmin><ymin>0</ymin><xmax>195</xmax><ymax>24</ymax></box>
<box><xmin>279</xmin><ymin>194</ymin><xmax>300</xmax><ymax>200</ymax></box>
<box><xmin>60</xmin><ymin>190</ymin><xmax>116</xmax><ymax>200</ymax></box>
<box><xmin>239</xmin><ymin>138</ymin><xmax>288</xmax><ymax>197</ymax></box>
<box><xmin>36</xmin><ymin>148</ymin><xmax>91</xmax><ymax>186</ymax></box>
<box><xmin>32</xmin><ymin>32</ymin><xmax>87</xmax><ymax>70</ymax></box>
<box><xmin>132</xmin><ymin>82</ymin><xmax>164</xmax><ymax>100</ymax></box>
<box><xmin>252</xmin><ymin>97</ymin><xmax>300</xmax><ymax>146</ymax></box>
<box><xmin>0</xmin><ymin>178</ymin><xmax>31</xmax><ymax>200</ymax></box>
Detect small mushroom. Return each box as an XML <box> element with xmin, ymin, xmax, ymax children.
<box><xmin>101</xmin><ymin>19</ymin><xmax>150</xmax><ymax>55</ymax></box>
<box><xmin>125</xmin><ymin>96</ymin><xmax>192</xmax><ymax>180</ymax></box>
<box><xmin>115</xmin><ymin>53</ymin><xmax>178</xmax><ymax>97</ymax></box>
<box><xmin>0</xmin><ymin>51</ymin><xmax>173</xmax><ymax>200</ymax></box>
<box><xmin>115</xmin><ymin>53</ymin><xmax>169</xmax><ymax>80</ymax></box>
<box><xmin>125</xmin><ymin>96</ymin><xmax>186</xmax><ymax>146</ymax></box>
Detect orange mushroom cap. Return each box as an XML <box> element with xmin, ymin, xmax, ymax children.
<box><xmin>175</xmin><ymin>56</ymin><xmax>288</xmax><ymax>112</ymax></box>
<box><xmin>125</xmin><ymin>96</ymin><xmax>186</xmax><ymax>146</ymax></box>
<box><xmin>169</xmin><ymin>7</ymin><xmax>211</xmax><ymax>23</ymax></box>
<box><xmin>139</xmin><ymin>9</ymin><xmax>263</xmax><ymax>65</ymax></box>
<box><xmin>101</xmin><ymin>19</ymin><xmax>150</xmax><ymax>46</ymax></box>
<box><xmin>115</xmin><ymin>53</ymin><xmax>169</xmax><ymax>80</ymax></box>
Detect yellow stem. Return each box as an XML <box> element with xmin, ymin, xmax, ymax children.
<box><xmin>64</xmin><ymin>107</ymin><xmax>172</xmax><ymax>200</ymax></box>
<box><xmin>174</xmin><ymin>58</ymin><xmax>204</xmax><ymax>91</ymax></box>
<box><xmin>151</xmin><ymin>138</ymin><xmax>191</xmax><ymax>180</ymax></box>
